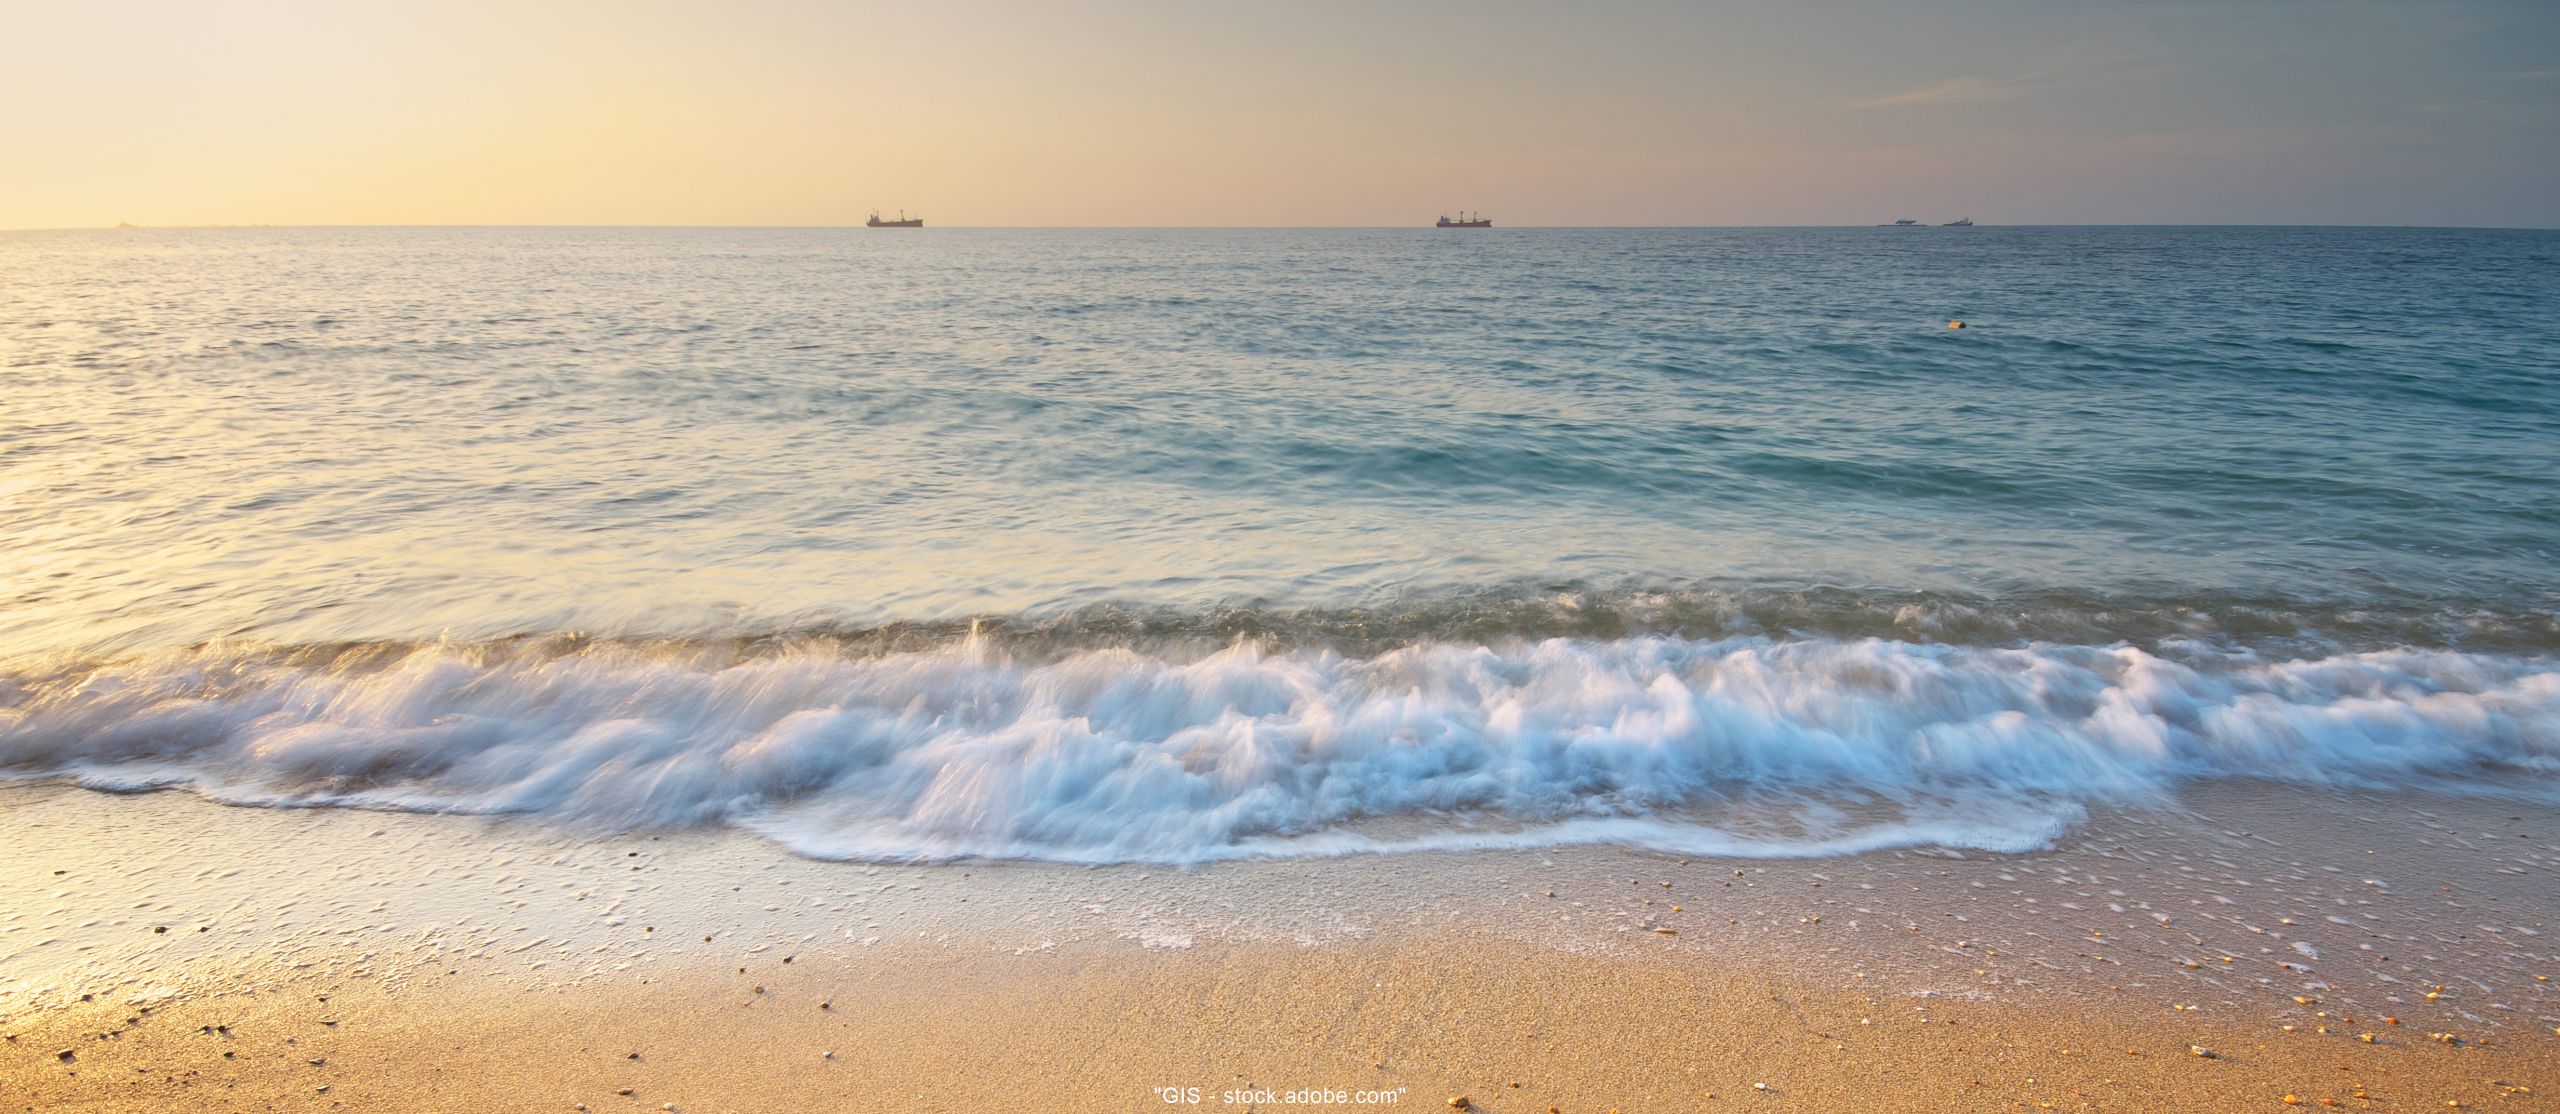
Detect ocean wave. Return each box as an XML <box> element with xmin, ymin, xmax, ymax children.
<box><xmin>910</xmin><ymin>587</ymin><xmax>2560</xmax><ymax>657</ymax></box>
<box><xmin>3</xmin><ymin>625</ymin><xmax>2554</xmax><ymax>863</ymax></box>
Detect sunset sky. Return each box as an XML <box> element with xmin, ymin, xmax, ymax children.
<box><xmin>5</xmin><ymin>0</ymin><xmax>2555</xmax><ymax>229</ymax></box>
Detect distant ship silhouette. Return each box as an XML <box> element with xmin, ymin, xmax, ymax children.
<box><xmin>866</xmin><ymin>210</ymin><xmax>922</xmax><ymax>228</ymax></box>
<box><xmin>1436</xmin><ymin>211</ymin><xmax>1491</xmax><ymax>228</ymax></box>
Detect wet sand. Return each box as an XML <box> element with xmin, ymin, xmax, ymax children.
<box><xmin>2</xmin><ymin>783</ymin><xmax>2553</xmax><ymax>1111</ymax></box>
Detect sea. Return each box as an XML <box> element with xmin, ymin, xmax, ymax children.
<box><xmin>2</xmin><ymin>225</ymin><xmax>2555</xmax><ymax>863</ymax></box>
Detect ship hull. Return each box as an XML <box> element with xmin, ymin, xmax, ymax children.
<box><xmin>866</xmin><ymin>220</ymin><xmax>923</xmax><ymax>228</ymax></box>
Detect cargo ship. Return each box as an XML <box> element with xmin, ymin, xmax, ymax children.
<box><xmin>1942</xmin><ymin>217</ymin><xmax>1974</xmax><ymax>227</ymax></box>
<box><xmin>1436</xmin><ymin>211</ymin><xmax>1491</xmax><ymax>228</ymax></box>
<box><xmin>866</xmin><ymin>210</ymin><xmax>923</xmax><ymax>228</ymax></box>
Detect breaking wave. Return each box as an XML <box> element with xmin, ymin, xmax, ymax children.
<box><xmin>3</xmin><ymin>607</ymin><xmax>2554</xmax><ymax>863</ymax></box>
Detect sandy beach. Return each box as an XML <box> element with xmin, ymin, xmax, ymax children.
<box><xmin>4</xmin><ymin>782</ymin><xmax>2550</xmax><ymax>1112</ymax></box>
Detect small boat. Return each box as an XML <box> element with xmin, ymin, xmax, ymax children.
<box><xmin>1436</xmin><ymin>211</ymin><xmax>1492</xmax><ymax>228</ymax></box>
<box><xmin>866</xmin><ymin>210</ymin><xmax>923</xmax><ymax>228</ymax></box>
<box><xmin>1942</xmin><ymin>217</ymin><xmax>1974</xmax><ymax>227</ymax></box>
<box><xmin>1880</xmin><ymin>218</ymin><xmax>1920</xmax><ymax>226</ymax></box>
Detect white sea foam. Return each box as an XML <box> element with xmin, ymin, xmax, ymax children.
<box><xmin>2</xmin><ymin>634</ymin><xmax>2553</xmax><ymax>863</ymax></box>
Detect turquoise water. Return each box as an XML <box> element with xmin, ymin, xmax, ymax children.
<box><xmin>2</xmin><ymin>226</ymin><xmax>2555</xmax><ymax>860</ymax></box>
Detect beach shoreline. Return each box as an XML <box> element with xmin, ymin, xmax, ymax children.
<box><xmin>3</xmin><ymin>782</ymin><xmax>2552</xmax><ymax>1111</ymax></box>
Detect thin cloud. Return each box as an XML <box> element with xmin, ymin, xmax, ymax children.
<box><xmin>1856</xmin><ymin>75</ymin><xmax>2018</xmax><ymax>109</ymax></box>
<box><xmin>1855</xmin><ymin>47</ymin><xmax>2153</xmax><ymax>111</ymax></box>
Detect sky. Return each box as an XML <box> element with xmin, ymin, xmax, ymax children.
<box><xmin>3</xmin><ymin>0</ymin><xmax>2555</xmax><ymax>228</ymax></box>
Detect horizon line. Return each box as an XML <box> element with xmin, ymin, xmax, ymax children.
<box><xmin>9</xmin><ymin>221</ymin><xmax>2559</xmax><ymax>234</ymax></box>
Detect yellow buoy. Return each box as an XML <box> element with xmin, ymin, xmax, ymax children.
<box><xmin>1947</xmin><ymin>320</ymin><xmax>1967</xmax><ymax>329</ymax></box>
